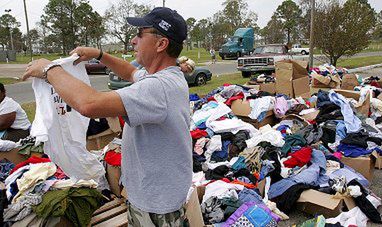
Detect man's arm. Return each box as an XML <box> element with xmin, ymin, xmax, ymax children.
<box><xmin>22</xmin><ymin>59</ymin><xmax>127</xmax><ymax>119</ymax></box>
<box><xmin>70</xmin><ymin>47</ymin><xmax>137</xmax><ymax>82</ymax></box>
<box><xmin>0</xmin><ymin>112</ymin><xmax>16</xmax><ymax>130</ymax></box>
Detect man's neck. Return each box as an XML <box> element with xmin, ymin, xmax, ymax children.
<box><xmin>145</xmin><ymin>57</ymin><xmax>177</xmax><ymax>74</ymax></box>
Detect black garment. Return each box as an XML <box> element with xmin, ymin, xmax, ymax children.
<box><xmin>325</xmin><ymin>223</ymin><xmax>343</xmax><ymax>227</ymax></box>
<box><xmin>221</xmin><ymin>197</ymin><xmax>243</xmax><ymax>220</ymax></box>
<box><xmin>347</xmin><ymin>179</ymin><xmax>382</xmax><ymax>223</ymax></box>
<box><xmin>228</xmin><ymin>144</ymin><xmax>241</xmax><ymax>160</ymax></box>
<box><xmin>216</xmin><ymin>132</ymin><xmax>235</xmax><ymax>141</ymax></box>
<box><xmin>285</xmin><ymin>104</ymin><xmax>308</xmax><ymax>115</ymax></box>
<box><xmin>0</xmin><ymin>188</ymin><xmax>8</xmax><ymax>226</ymax></box>
<box><xmin>233</xmin><ymin>168</ymin><xmax>258</xmax><ymax>185</ymax></box>
<box><xmin>316</xmin><ymin>103</ymin><xmax>343</xmax><ymax>124</ymax></box>
<box><xmin>317</xmin><ymin>90</ymin><xmax>332</xmax><ymax>108</ymax></box>
<box><xmin>274</xmin><ymin>183</ymin><xmax>312</xmax><ymax>214</ymax></box>
<box><xmin>205</xmin><ymin>165</ymin><xmax>230</xmax><ymax>181</ymax></box>
<box><xmin>193</xmin><ymin>152</ymin><xmax>205</xmax><ymax>172</ymax></box>
<box><xmin>232</xmin><ymin>130</ymin><xmax>250</xmax><ymax>151</ymax></box>
<box><xmin>341</xmin><ymin>131</ymin><xmax>382</xmax><ymax>149</ymax></box>
<box><xmin>259</xmin><ymin>142</ymin><xmax>283</xmax><ymax>184</ymax></box>
<box><xmin>87</xmin><ymin>118</ymin><xmax>109</xmax><ymax>136</ymax></box>
<box><xmin>246</xmin><ymin>91</ymin><xmax>273</xmax><ymax>99</ymax></box>
<box><xmin>2</xmin><ymin>128</ymin><xmax>30</xmax><ymax>142</ymax></box>
<box><xmin>320</xmin><ymin>120</ymin><xmax>338</xmax><ymax>145</ymax></box>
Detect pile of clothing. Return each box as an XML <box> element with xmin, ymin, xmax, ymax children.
<box><xmin>189</xmin><ymin>84</ymin><xmax>382</xmax><ymax>226</ymax></box>
<box><xmin>310</xmin><ymin>64</ymin><xmax>347</xmax><ymax>88</ymax></box>
<box><xmin>0</xmin><ymin>156</ymin><xmax>105</xmax><ymax>226</ymax></box>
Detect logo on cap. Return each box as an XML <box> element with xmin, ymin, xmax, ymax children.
<box><xmin>159</xmin><ymin>20</ymin><xmax>171</xmax><ymax>31</ymax></box>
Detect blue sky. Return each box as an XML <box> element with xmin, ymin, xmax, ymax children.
<box><xmin>1</xmin><ymin>0</ymin><xmax>381</xmax><ymax>33</ymax></box>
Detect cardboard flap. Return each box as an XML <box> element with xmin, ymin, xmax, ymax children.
<box><xmin>231</xmin><ymin>99</ymin><xmax>251</xmax><ymax>117</ymax></box>
<box><xmin>185</xmin><ymin>188</ymin><xmax>204</xmax><ymax>227</ymax></box>
<box><xmin>293</xmin><ymin>77</ymin><xmax>310</xmax><ymax>98</ymax></box>
<box><xmin>341</xmin><ymin>74</ymin><xmax>359</xmax><ymax>90</ymax></box>
<box><xmin>297</xmin><ymin>189</ymin><xmax>342</xmax><ymax>210</ymax></box>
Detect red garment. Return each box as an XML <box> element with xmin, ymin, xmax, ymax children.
<box><xmin>370</xmin><ymin>81</ymin><xmax>381</xmax><ymax>88</ymax></box>
<box><xmin>118</xmin><ymin>116</ymin><xmax>125</xmax><ymax>127</ymax></box>
<box><xmin>283</xmin><ymin>147</ymin><xmax>312</xmax><ymax>168</ymax></box>
<box><xmin>190</xmin><ymin>129</ymin><xmax>208</xmax><ymax>139</ymax></box>
<box><xmin>54</xmin><ymin>166</ymin><xmax>68</xmax><ymax>179</ymax></box>
<box><xmin>223</xmin><ymin>83</ymin><xmax>232</xmax><ymax>87</ymax></box>
<box><xmin>207</xmin><ymin>96</ymin><xmax>216</xmax><ymax>102</ymax></box>
<box><xmin>10</xmin><ymin>156</ymin><xmax>51</xmax><ymax>174</ymax></box>
<box><xmin>224</xmin><ymin>93</ymin><xmax>244</xmax><ymax>106</ymax></box>
<box><xmin>104</xmin><ymin>150</ymin><xmax>122</xmax><ymax>166</ymax></box>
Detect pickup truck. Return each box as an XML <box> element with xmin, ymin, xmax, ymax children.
<box><xmin>237</xmin><ymin>44</ymin><xmax>291</xmax><ymax>77</ymax></box>
<box><xmin>290</xmin><ymin>44</ymin><xmax>309</xmax><ymax>55</ymax></box>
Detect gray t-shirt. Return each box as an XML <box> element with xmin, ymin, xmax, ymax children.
<box><xmin>116</xmin><ymin>66</ymin><xmax>192</xmax><ymax>214</ymax></box>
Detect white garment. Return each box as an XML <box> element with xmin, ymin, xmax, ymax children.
<box><xmin>0</xmin><ymin>97</ymin><xmax>31</xmax><ymax>130</ymax></box>
<box><xmin>202</xmin><ymin>180</ymin><xmax>244</xmax><ymax>203</ymax></box>
<box><xmin>30</xmin><ymin>54</ymin><xmax>105</xmax><ymax>181</ymax></box>
<box><xmin>52</xmin><ymin>179</ymin><xmax>98</xmax><ymax>189</ymax></box>
<box><xmin>205</xmin><ymin>135</ymin><xmax>222</xmax><ymax>162</ymax></box>
<box><xmin>0</xmin><ymin>139</ymin><xmax>17</xmax><ymax>151</ymax></box>
<box><xmin>299</xmin><ymin>108</ymin><xmax>317</xmax><ymax>115</ymax></box>
<box><xmin>5</xmin><ymin>165</ymin><xmax>30</xmax><ymax>200</ymax></box>
<box><xmin>206</xmin><ymin>161</ymin><xmax>230</xmax><ymax>170</ymax></box>
<box><xmin>14</xmin><ymin>162</ymin><xmax>57</xmax><ymax>202</ymax></box>
<box><xmin>205</xmin><ymin>102</ymin><xmax>232</xmax><ymax>127</ymax></box>
<box><xmin>208</xmin><ymin>118</ymin><xmax>258</xmax><ymax>137</ymax></box>
<box><xmin>248</xmin><ymin>96</ymin><xmax>275</xmax><ymax>120</ymax></box>
<box><xmin>245</xmin><ymin>125</ymin><xmax>285</xmax><ymax>148</ymax></box>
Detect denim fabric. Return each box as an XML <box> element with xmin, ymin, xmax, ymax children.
<box><xmin>238</xmin><ymin>188</ymin><xmax>264</xmax><ymax>205</ymax></box>
<box><xmin>329</xmin><ymin>166</ymin><xmax>369</xmax><ymax>187</ymax></box>
<box><xmin>335</xmin><ymin>120</ymin><xmax>347</xmax><ymax>140</ymax></box>
<box><xmin>260</xmin><ymin>160</ymin><xmax>275</xmax><ymax>180</ymax></box>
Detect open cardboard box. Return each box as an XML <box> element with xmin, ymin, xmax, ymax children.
<box><xmin>333</xmin><ymin>89</ymin><xmax>370</xmax><ymax>117</ymax></box>
<box><xmin>244</xmin><ymin>82</ymin><xmax>276</xmax><ymax>95</ymax></box>
<box><xmin>297</xmin><ymin>189</ymin><xmax>356</xmax><ymax>218</ymax></box>
<box><xmin>341</xmin><ymin>152</ymin><xmax>377</xmax><ymax>182</ymax></box>
<box><xmin>341</xmin><ymin>74</ymin><xmax>359</xmax><ymax>90</ymax></box>
<box><xmin>231</xmin><ymin>99</ymin><xmax>277</xmax><ymax>128</ymax></box>
<box><xmin>0</xmin><ymin>148</ymin><xmax>43</xmax><ymax>165</ymax></box>
<box><xmin>275</xmin><ymin>60</ymin><xmax>310</xmax><ymax>98</ymax></box>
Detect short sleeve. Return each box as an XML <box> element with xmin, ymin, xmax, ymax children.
<box><xmin>0</xmin><ymin>98</ymin><xmax>18</xmax><ymax>115</ymax></box>
<box><xmin>116</xmin><ymin>77</ymin><xmax>167</xmax><ymax>127</ymax></box>
<box><xmin>133</xmin><ymin>69</ymin><xmax>146</xmax><ymax>82</ymax></box>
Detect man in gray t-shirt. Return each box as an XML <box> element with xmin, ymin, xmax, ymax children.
<box><xmin>23</xmin><ymin>7</ymin><xmax>192</xmax><ymax>226</ymax></box>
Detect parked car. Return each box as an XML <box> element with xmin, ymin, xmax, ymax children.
<box><xmin>85</xmin><ymin>58</ymin><xmax>111</xmax><ymax>74</ymax></box>
<box><xmin>237</xmin><ymin>44</ymin><xmax>291</xmax><ymax>77</ymax></box>
<box><xmin>290</xmin><ymin>44</ymin><xmax>309</xmax><ymax>55</ymax></box>
<box><xmin>108</xmin><ymin>61</ymin><xmax>212</xmax><ymax>90</ymax></box>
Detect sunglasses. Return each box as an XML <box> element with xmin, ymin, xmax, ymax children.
<box><xmin>137</xmin><ymin>27</ymin><xmax>164</xmax><ymax>38</ymax></box>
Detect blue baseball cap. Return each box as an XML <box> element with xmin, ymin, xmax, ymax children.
<box><xmin>127</xmin><ymin>7</ymin><xmax>187</xmax><ymax>44</ymax></box>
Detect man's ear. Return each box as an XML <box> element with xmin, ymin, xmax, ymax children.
<box><xmin>156</xmin><ymin>37</ymin><xmax>170</xmax><ymax>53</ymax></box>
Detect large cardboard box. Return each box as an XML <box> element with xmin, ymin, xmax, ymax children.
<box><xmin>231</xmin><ymin>99</ymin><xmax>278</xmax><ymax>128</ymax></box>
<box><xmin>375</xmin><ymin>152</ymin><xmax>382</xmax><ymax>169</ymax></box>
<box><xmin>0</xmin><ymin>148</ymin><xmax>40</xmax><ymax>165</ymax></box>
<box><xmin>297</xmin><ymin>189</ymin><xmax>355</xmax><ymax>218</ymax></box>
<box><xmin>245</xmin><ymin>82</ymin><xmax>276</xmax><ymax>95</ymax></box>
<box><xmin>341</xmin><ymin>153</ymin><xmax>377</xmax><ymax>181</ymax></box>
<box><xmin>275</xmin><ymin>60</ymin><xmax>310</xmax><ymax>98</ymax></box>
<box><xmin>333</xmin><ymin>89</ymin><xmax>370</xmax><ymax>117</ymax></box>
<box><xmin>341</xmin><ymin>74</ymin><xmax>359</xmax><ymax>90</ymax></box>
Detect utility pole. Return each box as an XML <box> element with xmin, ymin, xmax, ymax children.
<box><xmin>309</xmin><ymin>0</ymin><xmax>315</xmax><ymax>69</ymax></box>
<box><xmin>163</xmin><ymin>0</ymin><xmax>165</xmax><ymax>7</ymax></box>
<box><xmin>23</xmin><ymin>0</ymin><xmax>33</xmax><ymax>61</ymax></box>
<box><xmin>4</xmin><ymin>9</ymin><xmax>14</xmax><ymax>51</ymax></box>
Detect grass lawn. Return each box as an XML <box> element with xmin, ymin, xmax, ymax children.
<box><xmin>21</xmin><ymin>102</ymin><xmax>36</xmax><ymax>122</ymax></box>
<box><xmin>189</xmin><ymin>73</ymin><xmax>247</xmax><ymax>96</ymax></box>
<box><xmin>337</xmin><ymin>56</ymin><xmax>382</xmax><ymax>69</ymax></box>
<box><xmin>0</xmin><ymin>77</ymin><xmax>20</xmax><ymax>85</ymax></box>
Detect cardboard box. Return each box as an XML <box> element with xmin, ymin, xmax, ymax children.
<box><xmin>106</xmin><ymin>164</ymin><xmax>122</xmax><ymax>197</ymax></box>
<box><xmin>333</xmin><ymin>89</ymin><xmax>370</xmax><ymax>117</ymax></box>
<box><xmin>375</xmin><ymin>152</ymin><xmax>382</xmax><ymax>169</ymax></box>
<box><xmin>275</xmin><ymin>60</ymin><xmax>310</xmax><ymax>98</ymax></box>
<box><xmin>0</xmin><ymin>148</ymin><xmax>27</xmax><ymax>165</ymax></box>
<box><xmin>300</xmin><ymin>109</ymin><xmax>320</xmax><ymax>121</ymax></box>
<box><xmin>341</xmin><ymin>74</ymin><xmax>359</xmax><ymax>90</ymax></box>
<box><xmin>245</xmin><ymin>82</ymin><xmax>276</xmax><ymax>95</ymax></box>
<box><xmin>297</xmin><ymin>189</ymin><xmax>355</xmax><ymax>218</ymax></box>
<box><xmin>341</xmin><ymin>153</ymin><xmax>376</xmax><ymax>181</ymax></box>
<box><xmin>231</xmin><ymin>99</ymin><xmax>278</xmax><ymax>128</ymax></box>
<box><xmin>311</xmin><ymin>74</ymin><xmax>341</xmax><ymax>89</ymax></box>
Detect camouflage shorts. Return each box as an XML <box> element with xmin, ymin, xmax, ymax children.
<box><xmin>126</xmin><ymin>201</ymin><xmax>189</xmax><ymax>227</ymax></box>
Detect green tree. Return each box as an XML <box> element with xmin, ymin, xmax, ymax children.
<box><xmin>0</xmin><ymin>14</ymin><xmax>21</xmax><ymax>50</ymax></box>
<box><xmin>314</xmin><ymin>0</ymin><xmax>376</xmax><ymax>66</ymax></box>
<box><xmin>104</xmin><ymin>0</ymin><xmax>151</xmax><ymax>52</ymax></box>
<box><xmin>275</xmin><ymin>0</ymin><xmax>302</xmax><ymax>45</ymax></box>
<box><xmin>190</xmin><ymin>19</ymin><xmax>210</xmax><ymax>49</ymax></box>
<box><xmin>373</xmin><ymin>10</ymin><xmax>382</xmax><ymax>40</ymax></box>
<box><xmin>186</xmin><ymin>17</ymin><xmax>196</xmax><ymax>50</ymax></box>
<box><xmin>260</xmin><ymin>15</ymin><xmax>285</xmax><ymax>44</ymax></box>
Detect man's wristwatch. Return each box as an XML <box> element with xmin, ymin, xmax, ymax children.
<box><xmin>42</xmin><ymin>62</ymin><xmax>62</xmax><ymax>81</ymax></box>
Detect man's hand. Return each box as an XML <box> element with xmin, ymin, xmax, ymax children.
<box><xmin>70</xmin><ymin>47</ymin><xmax>101</xmax><ymax>65</ymax></box>
<box><xmin>22</xmin><ymin>58</ymin><xmax>52</xmax><ymax>81</ymax></box>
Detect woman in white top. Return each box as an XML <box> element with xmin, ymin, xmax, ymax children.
<box><xmin>0</xmin><ymin>83</ymin><xmax>31</xmax><ymax>142</ymax></box>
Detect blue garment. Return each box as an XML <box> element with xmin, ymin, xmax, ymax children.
<box><xmin>189</xmin><ymin>93</ymin><xmax>200</xmax><ymax>101</ymax></box>
<box><xmin>337</xmin><ymin>143</ymin><xmax>372</xmax><ymax>158</ymax></box>
<box><xmin>257</xmin><ymin>111</ymin><xmax>267</xmax><ymax>122</ymax></box>
<box><xmin>193</xmin><ymin>87</ymin><xmax>223</xmax><ymax>111</ymax></box>
<box><xmin>370</xmin><ymin>147</ymin><xmax>382</xmax><ymax>155</ymax></box>
<box><xmin>260</xmin><ymin>160</ymin><xmax>274</xmax><ymax>180</ymax></box>
<box><xmin>335</xmin><ymin>120</ymin><xmax>347</xmax><ymax>140</ymax></box>
<box><xmin>329</xmin><ymin>166</ymin><xmax>369</xmax><ymax>187</ymax></box>
<box><xmin>328</xmin><ymin>91</ymin><xmax>362</xmax><ymax>133</ymax></box>
<box><xmin>232</xmin><ymin>156</ymin><xmax>246</xmax><ymax>171</ymax></box>
<box><xmin>0</xmin><ymin>130</ymin><xmax>5</xmax><ymax>138</ymax></box>
<box><xmin>197</xmin><ymin>122</ymin><xmax>207</xmax><ymax>130</ymax></box>
<box><xmin>211</xmin><ymin>140</ymin><xmax>230</xmax><ymax>162</ymax></box>
<box><xmin>238</xmin><ymin>188</ymin><xmax>264</xmax><ymax>205</ymax></box>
